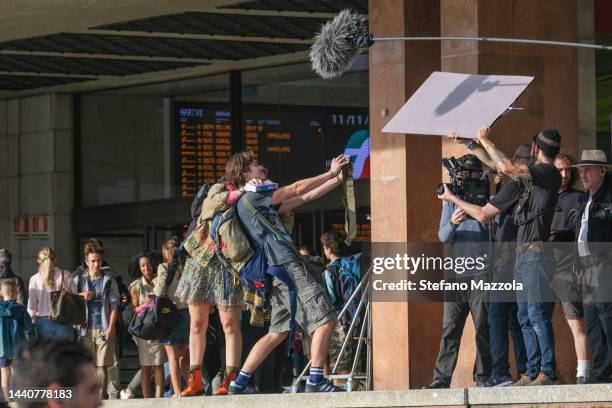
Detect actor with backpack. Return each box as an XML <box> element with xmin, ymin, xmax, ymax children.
<box><xmin>74</xmin><ymin>241</ymin><xmax>120</xmax><ymax>400</ymax></box>
<box><xmin>226</xmin><ymin>151</ymin><xmax>350</xmax><ymax>394</ymax></box>
<box><xmin>320</xmin><ymin>231</ymin><xmax>363</xmax><ymax>386</ymax></box>
<box><xmin>175</xmin><ymin>181</ymin><xmax>251</xmax><ymax>397</ymax></box>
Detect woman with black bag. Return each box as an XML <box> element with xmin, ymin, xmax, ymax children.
<box><xmin>129</xmin><ymin>253</ymin><xmax>165</xmax><ymax>398</ymax></box>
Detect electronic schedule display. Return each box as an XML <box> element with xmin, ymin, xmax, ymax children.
<box><xmin>175</xmin><ymin>103</ymin><xmax>370</xmax><ymax>198</ymax></box>
<box><xmin>176</xmin><ymin>104</ymin><xmax>232</xmax><ymax>197</ymax></box>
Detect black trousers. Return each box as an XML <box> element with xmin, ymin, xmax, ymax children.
<box><xmin>433</xmin><ymin>284</ymin><xmax>491</xmax><ymax>383</ymax></box>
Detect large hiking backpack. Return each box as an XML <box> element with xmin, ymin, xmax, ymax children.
<box><xmin>327</xmin><ymin>253</ymin><xmax>362</xmax><ymax>325</ymax></box>
<box><xmin>128</xmin><ymin>296</ymin><xmax>181</xmax><ymax>340</ymax></box>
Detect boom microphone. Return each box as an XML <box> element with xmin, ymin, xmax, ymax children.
<box><xmin>310</xmin><ymin>9</ymin><xmax>612</xmax><ymax>80</ymax></box>
<box><xmin>309</xmin><ymin>9</ymin><xmax>373</xmax><ymax>80</ymax></box>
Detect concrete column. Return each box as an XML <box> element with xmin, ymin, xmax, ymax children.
<box><xmin>0</xmin><ymin>101</ymin><xmax>8</xmax><ymax>249</ymax></box>
<box><xmin>439</xmin><ymin>0</ymin><xmax>583</xmax><ymax>386</ymax></box>
<box><xmin>577</xmin><ymin>0</ymin><xmax>596</xmax><ymax>153</ymax></box>
<box><xmin>5</xmin><ymin>94</ymin><xmax>75</xmax><ymax>281</ymax></box>
<box><xmin>369</xmin><ymin>0</ymin><xmax>442</xmax><ymax>390</ymax></box>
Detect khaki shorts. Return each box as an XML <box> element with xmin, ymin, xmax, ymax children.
<box><xmin>270</xmin><ymin>261</ymin><xmax>336</xmax><ymax>336</ymax></box>
<box><xmin>81</xmin><ymin>328</ymin><xmax>115</xmax><ymax>367</ymax></box>
<box><xmin>133</xmin><ymin>336</ymin><xmax>166</xmax><ymax>367</ymax></box>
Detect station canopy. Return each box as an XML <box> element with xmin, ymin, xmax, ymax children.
<box><xmin>0</xmin><ymin>0</ymin><xmax>366</xmax><ymax>97</ymax></box>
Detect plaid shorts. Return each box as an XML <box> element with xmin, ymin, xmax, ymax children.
<box><xmin>269</xmin><ymin>261</ymin><xmax>336</xmax><ymax>336</ymax></box>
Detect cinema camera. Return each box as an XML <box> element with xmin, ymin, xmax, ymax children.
<box><xmin>436</xmin><ymin>155</ymin><xmax>490</xmax><ymax>206</ymax></box>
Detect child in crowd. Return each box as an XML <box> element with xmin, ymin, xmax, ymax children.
<box><xmin>0</xmin><ymin>279</ymin><xmax>33</xmax><ymax>400</ymax></box>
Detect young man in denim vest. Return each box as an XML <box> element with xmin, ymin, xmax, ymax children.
<box><xmin>225</xmin><ymin>151</ymin><xmax>350</xmax><ymax>394</ymax></box>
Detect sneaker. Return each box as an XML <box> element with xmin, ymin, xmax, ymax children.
<box><xmin>422</xmin><ymin>379</ymin><xmax>450</xmax><ymax>389</ymax></box>
<box><xmin>180</xmin><ymin>368</ymin><xmax>205</xmax><ymax>397</ymax></box>
<box><xmin>528</xmin><ymin>372</ymin><xmax>556</xmax><ymax>386</ymax></box>
<box><xmin>304</xmin><ymin>380</ymin><xmax>345</xmax><ymax>393</ymax></box>
<box><xmin>228</xmin><ymin>381</ymin><xmax>258</xmax><ymax>395</ymax></box>
<box><xmin>119</xmin><ymin>388</ymin><xmax>134</xmax><ymax>400</ymax></box>
<box><xmin>576</xmin><ymin>376</ymin><xmax>590</xmax><ymax>384</ymax></box>
<box><xmin>511</xmin><ymin>374</ymin><xmax>533</xmax><ymax>386</ymax></box>
<box><xmin>486</xmin><ymin>375</ymin><xmax>514</xmax><ymax>387</ymax></box>
<box><xmin>214</xmin><ymin>371</ymin><xmax>237</xmax><ymax>396</ymax></box>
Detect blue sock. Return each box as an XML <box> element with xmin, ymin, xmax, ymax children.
<box><xmin>234</xmin><ymin>370</ymin><xmax>252</xmax><ymax>387</ymax></box>
<box><xmin>309</xmin><ymin>367</ymin><xmax>325</xmax><ymax>385</ymax></box>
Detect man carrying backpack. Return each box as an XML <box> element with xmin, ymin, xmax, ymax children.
<box><xmin>225</xmin><ymin>151</ymin><xmax>350</xmax><ymax>394</ymax></box>
<box><xmin>320</xmin><ymin>231</ymin><xmax>363</xmax><ymax>385</ymax></box>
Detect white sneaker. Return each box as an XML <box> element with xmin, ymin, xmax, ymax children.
<box><xmin>119</xmin><ymin>388</ymin><xmax>135</xmax><ymax>399</ymax></box>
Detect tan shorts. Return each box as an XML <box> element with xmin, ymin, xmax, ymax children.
<box><xmin>133</xmin><ymin>336</ymin><xmax>166</xmax><ymax>366</ymax></box>
<box><xmin>81</xmin><ymin>328</ymin><xmax>115</xmax><ymax>367</ymax></box>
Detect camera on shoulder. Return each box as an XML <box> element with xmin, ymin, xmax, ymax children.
<box><xmin>437</xmin><ymin>154</ymin><xmax>490</xmax><ymax>206</ymax></box>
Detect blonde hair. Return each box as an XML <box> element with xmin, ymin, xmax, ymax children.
<box><xmin>38</xmin><ymin>247</ymin><xmax>57</xmax><ymax>290</ymax></box>
<box><xmin>1</xmin><ymin>279</ymin><xmax>17</xmax><ymax>299</ymax></box>
<box><xmin>161</xmin><ymin>239</ymin><xmax>177</xmax><ymax>264</ymax></box>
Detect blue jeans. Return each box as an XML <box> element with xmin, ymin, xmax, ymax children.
<box><xmin>514</xmin><ymin>248</ymin><xmax>556</xmax><ymax>378</ymax></box>
<box><xmin>36</xmin><ymin>316</ymin><xmax>74</xmax><ymax>341</ymax></box>
<box><xmin>488</xmin><ymin>301</ymin><xmax>527</xmax><ymax>378</ymax></box>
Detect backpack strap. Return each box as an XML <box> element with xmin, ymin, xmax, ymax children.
<box><xmin>241</xmin><ymin>196</ymin><xmax>295</xmax><ymax>249</ymax></box>
<box><xmin>342</xmin><ymin>166</ymin><xmax>357</xmax><ymax>246</ymax></box>
<box><xmin>241</xmin><ymin>196</ymin><xmax>298</xmax><ymax>349</ymax></box>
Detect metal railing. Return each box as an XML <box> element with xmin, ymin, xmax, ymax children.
<box><xmin>291</xmin><ymin>266</ymin><xmax>372</xmax><ymax>392</ymax></box>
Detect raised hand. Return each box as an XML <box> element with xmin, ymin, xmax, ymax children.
<box><xmin>329</xmin><ymin>154</ymin><xmax>351</xmax><ymax>177</ymax></box>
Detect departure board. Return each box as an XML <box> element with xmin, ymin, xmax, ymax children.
<box><xmin>325</xmin><ymin>109</ymin><xmax>370</xmax><ymax>179</ymax></box>
<box><xmin>175</xmin><ymin>103</ymin><xmax>370</xmax><ymax>197</ymax></box>
<box><xmin>176</xmin><ymin>104</ymin><xmax>231</xmax><ymax>197</ymax></box>
<box><xmin>243</xmin><ymin>105</ymin><xmax>325</xmax><ymax>186</ymax></box>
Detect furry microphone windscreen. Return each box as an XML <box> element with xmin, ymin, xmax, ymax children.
<box><xmin>310</xmin><ymin>9</ymin><xmax>371</xmax><ymax>79</ymax></box>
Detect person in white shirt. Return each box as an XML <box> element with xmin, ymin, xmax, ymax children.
<box><xmin>573</xmin><ymin>150</ymin><xmax>612</xmax><ymax>383</ymax></box>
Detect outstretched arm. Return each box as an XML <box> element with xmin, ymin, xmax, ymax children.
<box><xmin>277</xmin><ymin>173</ymin><xmax>343</xmax><ymax>214</ymax></box>
<box><xmin>448</xmin><ymin>133</ymin><xmax>495</xmax><ymax>170</ymax></box>
<box><xmin>476</xmin><ymin>127</ymin><xmax>531</xmax><ymax>179</ymax></box>
<box><xmin>271</xmin><ymin>154</ymin><xmax>349</xmax><ymax>205</ymax></box>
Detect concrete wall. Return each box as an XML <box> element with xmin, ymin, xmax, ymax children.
<box><xmin>0</xmin><ymin>101</ymin><xmax>9</xmax><ymax>252</ymax></box>
<box><xmin>80</xmin><ymin>94</ymin><xmax>166</xmax><ymax>206</ymax></box>
<box><xmin>0</xmin><ymin>94</ymin><xmax>75</xmax><ymax>280</ymax></box>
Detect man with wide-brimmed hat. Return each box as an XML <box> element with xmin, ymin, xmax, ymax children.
<box><xmin>573</xmin><ymin>150</ymin><xmax>612</xmax><ymax>383</ymax></box>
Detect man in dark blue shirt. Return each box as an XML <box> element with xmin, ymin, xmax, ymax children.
<box><xmin>425</xmin><ymin>155</ymin><xmax>491</xmax><ymax>389</ymax></box>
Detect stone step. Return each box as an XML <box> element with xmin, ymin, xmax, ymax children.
<box><xmin>103</xmin><ymin>384</ymin><xmax>612</xmax><ymax>408</ymax></box>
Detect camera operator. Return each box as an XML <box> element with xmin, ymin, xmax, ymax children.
<box><xmin>573</xmin><ymin>150</ymin><xmax>612</xmax><ymax>384</ymax></box>
<box><xmin>436</xmin><ymin>145</ymin><xmax>529</xmax><ymax>387</ymax></box>
<box><xmin>549</xmin><ymin>152</ymin><xmax>591</xmax><ymax>383</ymax></box>
<box><xmin>424</xmin><ymin>154</ymin><xmax>491</xmax><ymax>389</ymax></box>
<box><xmin>439</xmin><ymin>127</ymin><xmax>562</xmax><ymax>386</ymax></box>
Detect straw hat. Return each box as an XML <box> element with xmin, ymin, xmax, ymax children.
<box><xmin>572</xmin><ymin>150</ymin><xmax>612</xmax><ymax>168</ymax></box>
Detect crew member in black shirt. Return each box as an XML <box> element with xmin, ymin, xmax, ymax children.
<box><xmin>439</xmin><ymin>127</ymin><xmax>561</xmax><ymax>386</ymax></box>
<box><xmin>550</xmin><ymin>152</ymin><xmax>590</xmax><ymax>383</ymax></box>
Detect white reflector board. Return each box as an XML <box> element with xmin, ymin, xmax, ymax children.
<box><xmin>382</xmin><ymin>71</ymin><xmax>534</xmax><ymax>138</ymax></box>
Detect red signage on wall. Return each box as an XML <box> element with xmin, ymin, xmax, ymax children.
<box><xmin>31</xmin><ymin>215</ymin><xmax>50</xmax><ymax>238</ymax></box>
<box><xmin>11</xmin><ymin>217</ymin><xmax>29</xmax><ymax>238</ymax></box>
